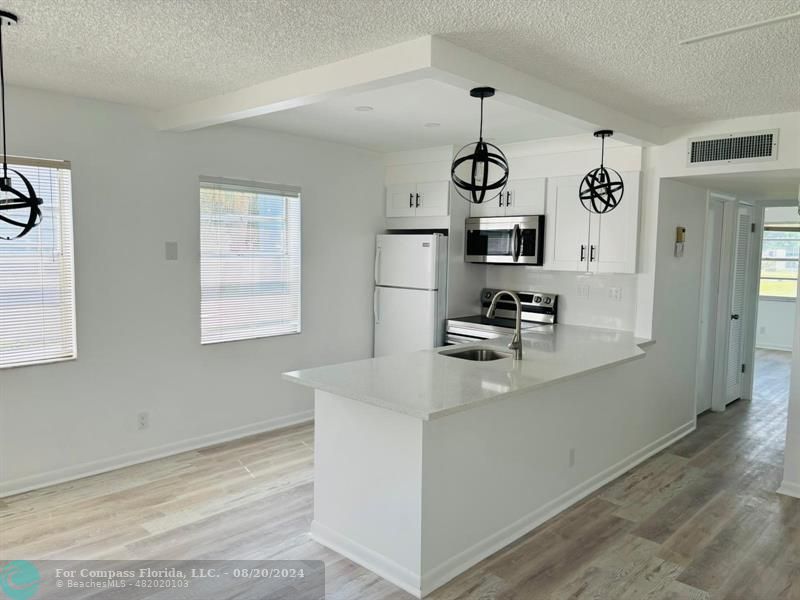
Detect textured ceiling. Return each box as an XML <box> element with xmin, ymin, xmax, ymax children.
<box><xmin>241</xmin><ymin>79</ymin><xmax>584</xmax><ymax>151</ymax></box>
<box><xmin>3</xmin><ymin>0</ymin><xmax>800</xmax><ymax>127</ymax></box>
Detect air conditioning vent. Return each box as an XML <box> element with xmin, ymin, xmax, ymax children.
<box><xmin>687</xmin><ymin>129</ymin><xmax>778</xmax><ymax>166</ymax></box>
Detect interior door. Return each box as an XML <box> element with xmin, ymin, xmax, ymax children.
<box><xmin>544</xmin><ymin>175</ymin><xmax>590</xmax><ymax>271</ymax></box>
<box><xmin>725</xmin><ymin>205</ymin><xmax>754</xmax><ymax>404</ymax></box>
<box><xmin>386</xmin><ymin>183</ymin><xmax>417</xmax><ymax>218</ymax></box>
<box><xmin>696</xmin><ymin>196</ymin><xmax>725</xmax><ymax>414</ymax></box>
<box><xmin>374</xmin><ymin>287</ymin><xmax>437</xmax><ymax>357</ymax></box>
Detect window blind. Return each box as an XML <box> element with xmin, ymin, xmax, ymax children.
<box><xmin>0</xmin><ymin>158</ymin><xmax>76</xmax><ymax>369</ymax></box>
<box><xmin>200</xmin><ymin>178</ymin><xmax>301</xmax><ymax>344</ymax></box>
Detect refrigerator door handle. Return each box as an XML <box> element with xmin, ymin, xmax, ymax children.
<box><xmin>374</xmin><ymin>247</ymin><xmax>382</xmax><ymax>284</ymax></box>
<box><xmin>374</xmin><ymin>288</ymin><xmax>380</xmax><ymax>324</ymax></box>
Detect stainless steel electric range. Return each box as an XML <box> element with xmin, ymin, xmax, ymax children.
<box><xmin>446</xmin><ymin>288</ymin><xmax>558</xmax><ymax>345</ymax></box>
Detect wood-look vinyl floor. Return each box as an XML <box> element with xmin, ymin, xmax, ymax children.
<box><xmin>2</xmin><ymin>349</ymin><xmax>797</xmax><ymax>599</ymax></box>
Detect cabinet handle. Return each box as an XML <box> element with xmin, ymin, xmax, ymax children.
<box><xmin>409</xmin><ymin>193</ymin><xmax>413</xmax><ymax>208</ymax></box>
<box><xmin>499</xmin><ymin>195</ymin><xmax>504</xmax><ymax>208</ymax></box>
<box><xmin>415</xmin><ymin>193</ymin><xmax>420</xmax><ymax>208</ymax></box>
<box><xmin>590</xmin><ymin>245</ymin><xmax>597</xmax><ymax>262</ymax></box>
<box><xmin>506</xmin><ymin>191</ymin><xmax>512</xmax><ymax>207</ymax></box>
<box><xmin>580</xmin><ymin>245</ymin><xmax>586</xmax><ymax>262</ymax></box>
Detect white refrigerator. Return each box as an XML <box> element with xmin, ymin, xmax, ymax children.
<box><xmin>373</xmin><ymin>233</ymin><xmax>448</xmax><ymax>357</ymax></box>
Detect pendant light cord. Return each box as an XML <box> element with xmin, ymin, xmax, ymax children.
<box><xmin>600</xmin><ymin>135</ymin><xmax>605</xmax><ymax>167</ymax></box>
<box><xmin>478</xmin><ymin>97</ymin><xmax>484</xmax><ymax>141</ymax></box>
<box><xmin>0</xmin><ymin>20</ymin><xmax>7</xmax><ymax>181</ymax></box>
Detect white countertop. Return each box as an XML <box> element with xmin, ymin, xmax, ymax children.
<box><xmin>283</xmin><ymin>324</ymin><xmax>653</xmax><ymax>420</ymax></box>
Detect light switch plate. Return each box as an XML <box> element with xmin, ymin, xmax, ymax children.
<box><xmin>165</xmin><ymin>242</ymin><xmax>178</xmax><ymax>261</ymax></box>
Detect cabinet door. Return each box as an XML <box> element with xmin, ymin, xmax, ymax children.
<box><xmin>415</xmin><ymin>181</ymin><xmax>450</xmax><ymax>217</ymax></box>
<box><xmin>591</xmin><ymin>171</ymin><xmax>640</xmax><ymax>274</ymax></box>
<box><xmin>386</xmin><ymin>183</ymin><xmax>417</xmax><ymax>218</ymax></box>
<box><xmin>544</xmin><ymin>175</ymin><xmax>590</xmax><ymax>271</ymax></box>
<box><xmin>505</xmin><ymin>177</ymin><xmax>546</xmax><ymax>216</ymax></box>
<box><xmin>469</xmin><ymin>194</ymin><xmax>505</xmax><ymax>217</ymax></box>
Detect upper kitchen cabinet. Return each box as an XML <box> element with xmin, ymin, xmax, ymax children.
<box><xmin>469</xmin><ymin>177</ymin><xmax>546</xmax><ymax>217</ymax></box>
<box><xmin>544</xmin><ymin>171</ymin><xmax>640</xmax><ymax>274</ymax></box>
<box><xmin>385</xmin><ymin>180</ymin><xmax>449</xmax><ymax>218</ymax></box>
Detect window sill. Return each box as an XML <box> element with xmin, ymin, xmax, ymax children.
<box><xmin>759</xmin><ymin>296</ymin><xmax>797</xmax><ymax>303</ymax></box>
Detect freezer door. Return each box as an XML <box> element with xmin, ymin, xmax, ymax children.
<box><xmin>374</xmin><ymin>287</ymin><xmax>438</xmax><ymax>357</ymax></box>
<box><xmin>375</xmin><ymin>234</ymin><xmax>439</xmax><ymax>290</ymax></box>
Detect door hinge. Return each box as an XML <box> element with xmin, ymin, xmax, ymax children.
<box><xmin>741</xmin><ymin>363</ymin><xmax>746</xmax><ymax>373</ymax></box>
<box><xmin>750</xmin><ymin>223</ymin><xmax>756</xmax><ymax>233</ymax></box>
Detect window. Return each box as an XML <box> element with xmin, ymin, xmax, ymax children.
<box><xmin>759</xmin><ymin>224</ymin><xmax>799</xmax><ymax>299</ymax></box>
<box><xmin>0</xmin><ymin>158</ymin><xmax>75</xmax><ymax>369</ymax></box>
<box><xmin>200</xmin><ymin>177</ymin><xmax>301</xmax><ymax>344</ymax></box>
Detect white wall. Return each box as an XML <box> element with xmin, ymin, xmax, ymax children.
<box><xmin>757</xmin><ymin>300</ymin><xmax>796</xmax><ymax>351</ymax></box>
<box><xmin>636</xmin><ymin>112</ymin><xmax>800</xmax><ymax>339</ymax></box>
<box><xmin>0</xmin><ymin>87</ymin><xmax>385</xmax><ymax>494</ymax></box>
<box><xmin>780</xmin><ymin>296</ymin><xmax>800</xmax><ymax>497</ymax></box>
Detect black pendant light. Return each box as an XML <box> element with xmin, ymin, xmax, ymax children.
<box><xmin>0</xmin><ymin>10</ymin><xmax>41</xmax><ymax>241</ymax></box>
<box><xmin>451</xmin><ymin>87</ymin><xmax>509</xmax><ymax>204</ymax></box>
<box><xmin>579</xmin><ymin>130</ymin><xmax>624</xmax><ymax>215</ymax></box>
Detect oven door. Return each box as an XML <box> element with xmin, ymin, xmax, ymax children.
<box><xmin>464</xmin><ymin>216</ymin><xmax>544</xmax><ymax>265</ymax></box>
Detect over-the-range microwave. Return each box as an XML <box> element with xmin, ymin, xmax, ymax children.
<box><xmin>464</xmin><ymin>215</ymin><xmax>545</xmax><ymax>265</ymax></box>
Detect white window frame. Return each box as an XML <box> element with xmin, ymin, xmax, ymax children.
<box><xmin>758</xmin><ymin>224</ymin><xmax>799</xmax><ymax>302</ymax></box>
<box><xmin>0</xmin><ymin>156</ymin><xmax>76</xmax><ymax>369</ymax></box>
<box><xmin>199</xmin><ymin>176</ymin><xmax>302</xmax><ymax>345</ymax></box>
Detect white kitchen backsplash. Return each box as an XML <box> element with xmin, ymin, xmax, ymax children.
<box><xmin>484</xmin><ymin>266</ymin><xmax>637</xmax><ymax>331</ymax></box>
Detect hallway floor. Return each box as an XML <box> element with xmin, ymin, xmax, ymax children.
<box><xmin>2</xmin><ymin>350</ymin><xmax>797</xmax><ymax>599</ymax></box>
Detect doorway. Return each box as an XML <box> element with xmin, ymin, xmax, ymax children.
<box><xmin>752</xmin><ymin>205</ymin><xmax>798</xmax><ymax>413</ymax></box>
<box><xmin>695</xmin><ymin>194</ymin><xmax>757</xmax><ymax>414</ymax></box>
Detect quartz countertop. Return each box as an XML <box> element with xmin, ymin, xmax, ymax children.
<box><xmin>283</xmin><ymin>324</ymin><xmax>653</xmax><ymax>420</ymax></box>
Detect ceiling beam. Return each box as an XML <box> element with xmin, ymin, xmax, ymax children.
<box><xmin>156</xmin><ymin>35</ymin><xmax>666</xmax><ymax>145</ymax></box>
<box><xmin>427</xmin><ymin>38</ymin><xmax>665</xmax><ymax>145</ymax></box>
<box><xmin>155</xmin><ymin>37</ymin><xmax>437</xmax><ymax>131</ymax></box>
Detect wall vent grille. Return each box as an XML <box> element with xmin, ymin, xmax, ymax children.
<box><xmin>687</xmin><ymin>129</ymin><xmax>778</xmax><ymax>166</ymax></box>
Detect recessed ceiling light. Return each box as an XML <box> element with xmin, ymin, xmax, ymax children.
<box><xmin>354</xmin><ymin>105</ymin><xmax>374</xmax><ymax>112</ymax></box>
<box><xmin>424</xmin><ymin>122</ymin><xmax>440</xmax><ymax>128</ymax></box>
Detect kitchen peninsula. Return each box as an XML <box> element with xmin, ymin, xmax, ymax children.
<box><xmin>284</xmin><ymin>325</ymin><xmax>659</xmax><ymax>597</ymax></box>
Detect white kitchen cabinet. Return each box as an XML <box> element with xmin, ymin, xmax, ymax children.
<box><xmin>386</xmin><ymin>181</ymin><xmax>449</xmax><ymax>218</ymax></box>
<box><xmin>469</xmin><ymin>177</ymin><xmax>546</xmax><ymax>217</ymax></box>
<box><xmin>544</xmin><ymin>172</ymin><xmax>640</xmax><ymax>274</ymax></box>
<box><xmin>545</xmin><ymin>175</ymin><xmax>590</xmax><ymax>271</ymax></box>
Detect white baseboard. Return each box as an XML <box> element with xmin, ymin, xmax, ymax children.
<box><xmin>311</xmin><ymin>520</ymin><xmax>422</xmax><ymax>598</ymax></box>
<box><xmin>421</xmin><ymin>420</ymin><xmax>696</xmax><ymax>596</ymax></box>
<box><xmin>0</xmin><ymin>410</ymin><xmax>313</xmax><ymax>498</ymax></box>
<box><xmin>777</xmin><ymin>480</ymin><xmax>800</xmax><ymax>499</ymax></box>
<box><xmin>755</xmin><ymin>343</ymin><xmax>793</xmax><ymax>352</ymax></box>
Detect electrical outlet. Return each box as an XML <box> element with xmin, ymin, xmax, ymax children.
<box><xmin>577</xmin><ymin>285</ymin><xmax>590</xmax><ymax>298</ymax></box>
<box><xmin>137</xmin><ymin>411</ymin><xmax>149</xmax><ymax>431</ymax></box>
<box><xmin>569</xmin><ymin>448</ymin><xmax>576</xmax><ymax>468</ymax></box>
<box><xmin>609</xmin><ymin>287</ymin><xmax>622</xmax><ymax>302</ymax></box>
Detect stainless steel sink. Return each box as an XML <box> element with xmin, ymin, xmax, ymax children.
<box><xmin>440</xmin><ymin>347</ymin><xmax>511</xmax><ymax>361</ymax></box>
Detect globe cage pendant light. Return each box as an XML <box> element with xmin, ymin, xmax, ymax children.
<box><xmin>451</xmin><ymin>87</ymin><xmax>509</xmax><ymax>204</ymax></box>
<box><xmin>0</xmin><ymin>10</ymin><xmax>42</xmax><ymax>241</ymax></box>
<box><xmin>579</xmin><ymin>130</ymin><xmax>624</xmax><ymax>215</ymax></box>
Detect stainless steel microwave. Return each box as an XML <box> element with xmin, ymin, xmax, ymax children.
<box><xmin>464</xmin><ymin>215</ymin><xmax>545</xmax><ymax>265</ymax></box>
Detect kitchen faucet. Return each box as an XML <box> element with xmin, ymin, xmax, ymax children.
<box><xmin>486</xmin><ymin>290</ymin><xmax>523</xmax><ymax>360</ymax></box>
